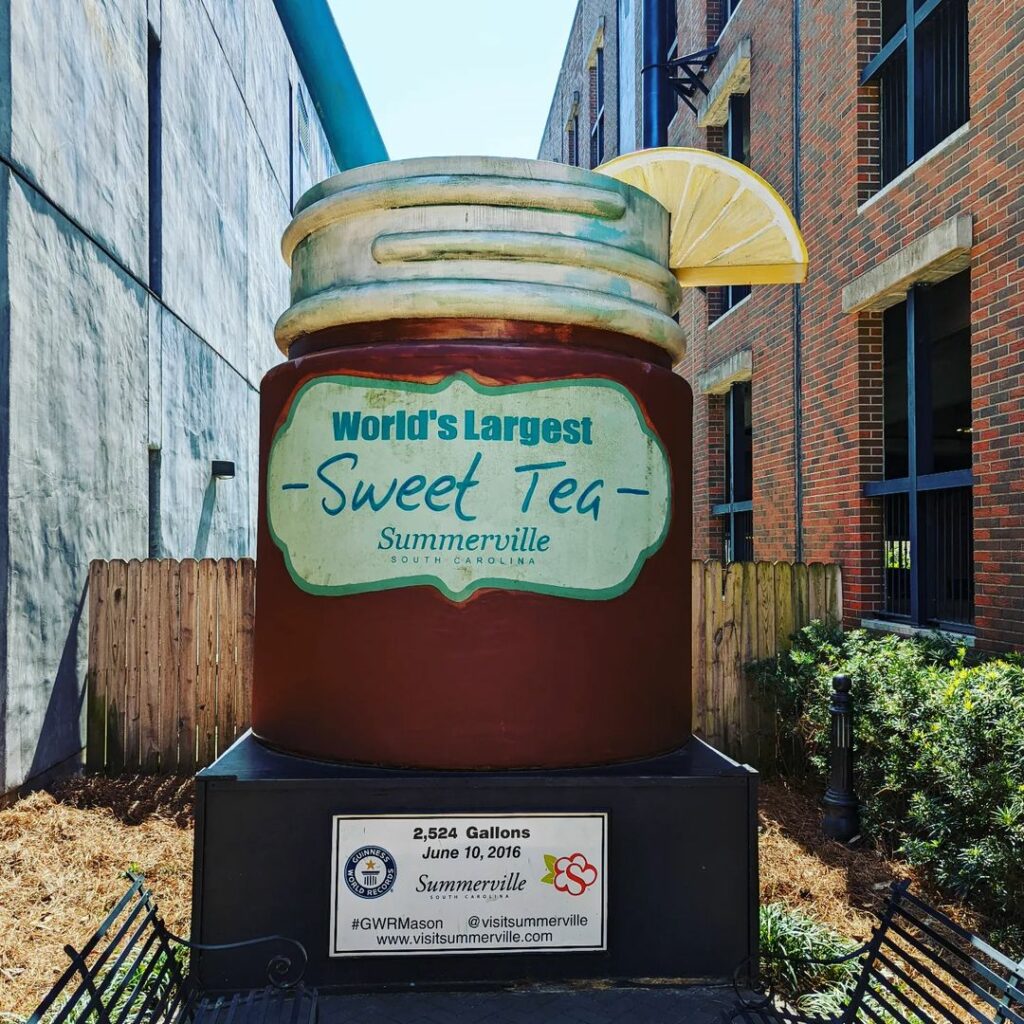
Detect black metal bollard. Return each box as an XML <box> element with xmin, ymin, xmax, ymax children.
<box><xmin>822</xmin><ymin>673</ymin><xmax>860</xmax><ymax>842</ymax></box>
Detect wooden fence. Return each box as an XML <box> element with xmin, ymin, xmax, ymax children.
<box><xmin>85</xmin><ymin>557</ymin><xmax>840</xmax><ymax>772</ymax></box>
<box><xmin>86</xmin><ymin>558</ymin><xmax>255</xmax><ymax>773</ymax></box>
<box><xmin>692</xmin><ymin>560</ymin><xmax>842</xmax><ymax>765</ymax></box>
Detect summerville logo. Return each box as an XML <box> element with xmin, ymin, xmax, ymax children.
<box><xmin>541</xmin><ymin>853</ymin><xmax>599</xmax><ymax>896</ymax></box>
<box><xmin>267</xmin><ymin>373</ymin><xmax>671</xmax><ymax>602</ymax></box>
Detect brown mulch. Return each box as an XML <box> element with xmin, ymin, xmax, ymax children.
<box><xmin>759</xmin><ymin>777</ymin><xmax>983</xmax><ymax>944</ymax></box>
<box><xmin>760</xmin><ymin>779</ymin><xmax>1000</xmax><ymax>1022</ymax></box>
<box><xmin>0</xmin><ymin>776</ymin><xmax>193</xmax><ymax>1019</ymax></box>
<box><xmin>49</xmin><ymin>774</ymin><xmax>195</xmax><ymax>829</ymax></box>
<box><xmin>0</xmin><ymin>772</ymin><xmax>991</xmax><ymax>1019</ymax></box>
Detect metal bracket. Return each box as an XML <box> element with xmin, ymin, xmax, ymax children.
<box><xmin>642</xmin><ymin>46</ymin><xmax>719</xmax><ymax>117</ymax></box>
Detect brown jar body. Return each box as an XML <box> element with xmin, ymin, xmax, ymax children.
<box><xmin>252</xmin><ymin>321</ymin><xmax>692</xmax><ymax>769</ymax></box>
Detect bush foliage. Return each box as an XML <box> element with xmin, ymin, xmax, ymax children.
<box><xmin>753</xmin><ymin>625</ymin><xmax>1024</xmax><ymax>948</ymax></box>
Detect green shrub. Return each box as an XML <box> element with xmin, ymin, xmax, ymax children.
<box><xmin>759</xmin><ymin>903</ymin><xmax>860</xmax><ymax>1012</ymax></box>
<box><xmin>754</xmin><ymin>625</ymin><xmax>1024</xmax><ymax>951</ymax></box>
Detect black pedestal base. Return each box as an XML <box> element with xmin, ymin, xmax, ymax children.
<box><xmin>316</xmin><ymin>984</ymin><xmax>742</xmax><ymax>1023</ymax></box>
<box><xmin>192</xmin><ymin>734</ymin><xmax>757</xmax><ymax>992</ymax></box>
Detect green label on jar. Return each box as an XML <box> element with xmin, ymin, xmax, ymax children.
<box><xmin>267</xmin><ymin>373</ymin><xmax>671</xmax><ymax>602</ymax></box>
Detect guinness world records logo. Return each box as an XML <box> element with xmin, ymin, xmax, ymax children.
<box><xmin>344</xmin><ymin>845</ymin><xmax>397</xmax><ymax>899</ymax></box>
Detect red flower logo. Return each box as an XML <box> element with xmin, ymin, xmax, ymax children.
<box><xmin>542</xmin><ymin>852</ymin><xmax>598</xmax><ymax>896</ymax></box>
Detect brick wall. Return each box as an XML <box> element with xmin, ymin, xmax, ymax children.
<box><xmin>541</xmin><ymin>0</ymin><xmax>1024</xmax><ymax>651</ymax></box>
<box><xmin>538</xmin><ymin>0</ymin><xmax>619</xmax><ymax>167</ymax></box>
<box><xmin>800</xmin><ymin>0</ymin><xmax>1024</xmax><ymax>650</ymax></box>
<box><xmin>675</xmin><ymin>0</ymin><xmax>1024</xmax><ymax>650</ymax></box>
<box><xmin>670</xmin><ymin>0</ymin><xmax>799</xmax><ymax>567</ymax></box>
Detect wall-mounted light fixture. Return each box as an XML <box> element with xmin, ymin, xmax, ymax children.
<box><xmin>211</xmin><ymin>460</ymin><xmax>236</xmax><ymax>480</ymax></box>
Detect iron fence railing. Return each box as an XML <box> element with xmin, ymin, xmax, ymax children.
<box><xmin>27</xmin><ymin>874</ymin><xmax>314</xmax><ymax>1024</ymax></box>
<box><xmin>880</xmin><ymin>486</ymin><xmax>973</xmax><ymax>628</ymax></box>
<box><xmin>915</xmin><ymin>0</ymin><xmax>969</xmax><ymax>159</ymax></box>
<box><xmin>882</xmin><ymin>491</ymin><xmax>911</xmax><ymax>618</ymax></box>
<box><xmin>868</xmin><ymin>0</ymin><xmax>969</xmax><ymax>188</ymax></box>
<box><xmin>922</xmin><ymin>484</ymin><xmax>974</xmax><ymax>627</ymax></box>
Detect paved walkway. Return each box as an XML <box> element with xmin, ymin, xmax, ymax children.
<box><xmin>318</xmin><ymin>984</ymin><xmax>742</xmax><ymax>1023</ymax></box>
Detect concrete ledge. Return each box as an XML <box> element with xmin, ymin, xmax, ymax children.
<box><xmin>857</xmin><ymin>122</ymin><xmax>971</xmax><ymax>213</ymax></box>
<box><xmin>860</xmin><ymin>618</ymin><xmax>975</xmax><ymax>647</ymax></box>
<box><xmin>697</xmin><ymin>348</ymin><xmax>752</xmax><ymax>394</ymax></box>
<box><xmin>842</xmin><ymin>214</ymin><xmax>973</xmax><ymax>314</ymax></box>
<box><xmin>587</xmin><ymin>16</ymin><xmax>606</xmax><ymax>66</ymax></box>
<box><xmin>697</xmin><ymin>38</ymin><xmax>751</xmax><ymax>128</ymax></box>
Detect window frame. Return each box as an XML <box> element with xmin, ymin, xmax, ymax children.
<box><xmin>861</xmin><ymin>0</ymin><xmax>969</xmax><ymax>186</ymax></box>
<box><xmin>724</xmin><ymin>0</ymin><xmax>743</xmax><ymax>26</ymax></box>
<box><xmin>712</xmin><ymin>381</ymin><xmax>754</xmax><ymax>563</ymax></box>
<box><xmin>863</xmin><ymin>274</ymin><xmax>975</xmax><ymax>630</ymax></box>
<box><xmin>722</xmin><ymin>92</ymin><xmax>751</xmax><ymax>313</ymax></box>
<box><xmin>590</xmin><ymin>47</ymin><xmax>606</xmax><ymax>166</ymax></box>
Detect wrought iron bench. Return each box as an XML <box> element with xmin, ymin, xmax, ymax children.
<box><xmin>27</xmin><ymin>873</ymin><xmax>317</xmax><ymax>1024</ymax></box>
<box><xmin>732</xmin><ymin>881</ymin><xmax>1024</xmax><ymax>1024</ymax></box>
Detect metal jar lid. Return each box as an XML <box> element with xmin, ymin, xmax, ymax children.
<box><xmin>275</xmin><ymin>156</ymin><xmax>685</xmax><ymax>360</ymax></box>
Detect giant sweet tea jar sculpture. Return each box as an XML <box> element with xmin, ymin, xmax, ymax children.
<box><xmin>251</xmin><ymin>151</ymin><xmax>806</xmax><ymax>770</ymax></box>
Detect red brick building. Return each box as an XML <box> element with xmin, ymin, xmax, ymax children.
<box><xmin>539</xmin><ymin>0</ymin><xmax>624</xmax><ymax>169</ymax></box>
<box><xmin>542</xmin><ymin>0</ymin><xmax>1024</xmax><ymax>652</ymax></box>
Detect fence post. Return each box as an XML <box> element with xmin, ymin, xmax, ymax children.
<box><xmin>822</xmin><ymin>673</ymin><xmax>859</xmax><ymax>842</ymax></box>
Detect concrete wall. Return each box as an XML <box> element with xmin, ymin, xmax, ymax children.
<box><xmin>0</xmin><ymin>0</ymin><xmax>336</xmax><ymax>794</ymax></box>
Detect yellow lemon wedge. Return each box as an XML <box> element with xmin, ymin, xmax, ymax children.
<box><xmin>596</xmin><ymin>147</ymin><xmax>808</xmax><ymax>287</ymax></box>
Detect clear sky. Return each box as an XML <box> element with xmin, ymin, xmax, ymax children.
<box><xmin>330</xmin><ymin>1</ymin><xmax>578</xmax><ymax>160</ymax></box>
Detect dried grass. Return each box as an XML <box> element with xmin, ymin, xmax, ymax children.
<box><xmin>0</xmin><ymin>777</ymin><xmax>193</xmax><ymax>1019</ymax></box>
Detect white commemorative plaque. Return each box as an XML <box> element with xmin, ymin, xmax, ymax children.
<box><xmin>329</xmin><ymin>813</ymin><xmax>607</xmax><ymax>956</ymax></box>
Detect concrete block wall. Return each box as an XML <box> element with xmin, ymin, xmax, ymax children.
<box><xmin>0</xmin><ymin>0</ymin><xmax>336</xmax><ymax>794</ymax></box>
<box><xmin>3</xmin><ymin>178</ymin><xmax>150</xmax><ymax>786</ymax></box>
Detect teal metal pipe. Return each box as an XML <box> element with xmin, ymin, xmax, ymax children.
<box><xmin>273</xmin><ymin>0</ymin><xmax>388</xmax><ymax>170</ymax></box>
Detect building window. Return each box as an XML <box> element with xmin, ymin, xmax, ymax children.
<box><xmin>863</xmin><ymin>0</ymin><xmax>968</xmax><ymax>188</ymax></box>
<box><xmin>147</xmin><ymin>29</ymin><xmax>162</xmax><ymax>296</ymax></box>
<box><xmin>298</xmin><ymin>87</ymin><xmax>312</xmax><ymax>175</ymax></box>
<box><xmin>712</xmin><ymin>93</ymin><xmax>751</xmax><ymax>319</ymax></box>
<box><xmin>288</xmin><ymin>82</ymin><xmax>294</xmax><ymax>211</ymax></box>
<box><xmin>713</xmin><ymin>381</ymin><xmax>754</xmax><ymax>562</ymax></box>
<box><xmin>590</xmin><ymin>47</ymin><xmax>606</xmax><ymax>166</ymax></box>
<box><xmin>727</xmin><ymin>90</ymin><xmax>751</xmax><ymax>165</ymax></box>
<box><xmin>292</xmin><ymin>84</ymin><xmax>321</xmax><ymax>207</ymax></box>
<box><xmin>567</xmin><ymin>109</ymin><xmax>580</xmax><ymax>167</ymax></box>
<box><xmin>867</xmin><ymin>270</ymin><xmax>973</xmax><ymax>628</ymax></box>
<box><xmin>709</xmin><ymin>0</ymin><xmax>742</xmax><ymax>46</ymax></box>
